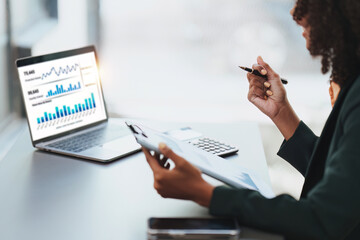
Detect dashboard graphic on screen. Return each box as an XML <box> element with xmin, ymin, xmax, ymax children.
<box><xmin>18</xmin><ymin>52</ymin><xmax>107</xmax><ymax>141</ymax></box>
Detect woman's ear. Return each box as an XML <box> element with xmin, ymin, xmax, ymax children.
<box><xmin>329</xmin><ymin>81</ymin><xmax>341</xmax><ymax>107</ymax></box>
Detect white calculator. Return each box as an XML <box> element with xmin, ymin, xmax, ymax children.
<box><xmin>164</xmin><ymin>127</ymin><xmax>239</xmax><ymax>157</ymax></box>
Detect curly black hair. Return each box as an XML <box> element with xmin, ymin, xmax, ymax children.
<box><xmin>293</xmin><ymin>0</ymin><xmax>360</xmax><ymax>87</ymax></box>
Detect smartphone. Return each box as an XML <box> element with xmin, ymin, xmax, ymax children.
<box><xmin>147</xmin><ymin>217</ymin><xmax>241</xmax><ymax>240</ymax></box>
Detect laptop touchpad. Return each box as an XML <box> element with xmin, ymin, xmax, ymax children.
<box><xmin>100</xmin><ymin>135</ymin><xmax>140</xmax><ymax>153</ymax></box>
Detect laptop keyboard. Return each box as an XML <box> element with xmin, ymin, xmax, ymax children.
<box><xmin>47</xmin><ymin>126</ymin><xmax>128</xmax><ymax>153</ymax></box>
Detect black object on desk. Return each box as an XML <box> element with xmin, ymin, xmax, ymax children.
<box><xmin>148</xmin><ymin>217</ymin><xmax>241</xmax><ymax>240</ymax></box>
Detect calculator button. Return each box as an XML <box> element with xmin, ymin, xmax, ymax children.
<box><xmin>190</xmin><ymin>136</ymin><xmax>238</xmax><ymax>156</ymax></box>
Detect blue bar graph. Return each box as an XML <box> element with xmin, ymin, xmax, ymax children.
<box><xmin>85</xmin><ymin>99</ymin><xmax>89</xmax><ymax>110</ymax></box>
<box><xmin>91</xmin><ymin>93</ymin><xmax>96</xmax><ymax>108</ymax></box>
<box><xmin>36</xmin><ymin>93</ymin><xmax>97</xmax><ymax>124</ymax></box>
<box><xmin>63</xmin><ymin>106</ymin><xmax>67</xmax><ymax>116</ymax></box>
<box><xmin>89</xmin><ymin>98</ymin><xmax>93</xmax><ymax>109</ymax></box>
<box><xmin>46</xmin><ymin>82</ymin><xmax>81</xmax><ymax>97</ymax></box>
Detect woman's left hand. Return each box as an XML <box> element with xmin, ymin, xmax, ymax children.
<box><xmin>142</xmin><ymin>143</ymin><xmax>214</xmax><ymax>207</ymax></box>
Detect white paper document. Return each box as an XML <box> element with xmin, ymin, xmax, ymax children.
<box><xmin>131</xmin><ymin>123</ymin><xmax>275</xmax><ymax>199</ymax></box>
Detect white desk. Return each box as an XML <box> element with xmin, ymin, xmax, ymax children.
<box><xmin>0</xmin><ymin>119</ymin><xmax>282</xmax><ymax>240</ymax></box>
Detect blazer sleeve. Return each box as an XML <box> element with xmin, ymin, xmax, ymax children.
<box><xmin>209</xmin><ymin>104</ymin><xmax>360</xmax><ymax>240</ymax></box>
<box><xmin>277</xmin><ymin>121</ymin><xmax>319</xmax><ymax>176</ymax></box>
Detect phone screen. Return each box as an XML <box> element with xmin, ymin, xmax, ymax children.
<box><xmin>149</xmin><ymin>218</ymin><xmax>238</xmax><ymax>230</ymax></box>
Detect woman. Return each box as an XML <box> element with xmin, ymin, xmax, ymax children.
<box><xmin>143</xmin><ymin>0</ymin><xmax>360</xmax><ymax>239</ymax></box>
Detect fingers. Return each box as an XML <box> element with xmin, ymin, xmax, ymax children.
<box><xmin>251</xmin><ymin>63</ymin><xmax>267</xmax><ymax>76</ymax></box>
<box><xmin>142</xmin><ymin>147</ymin><xmax>163</xmax><ymax>172</ymax></box>
<box><xmin>247</xmin><ymin>73</ymin><xmax>271</xmax><ymax>100</ymax></box>
<box><xmin>154</xmin><ymin>152</ymin><xmax>166</xmax><ymax>167</ymax></box>
<box><xmin>248</xmin><ymin>74</ymin><xmax>270</xmax><ymax>89</ymax></box>
<box><xmin>257</xmin><ymin>56</ymin><xmax>273</xmax><ymax>72</ymax></box>
<box><xmin>247</xmin><ymin>83</ymin><xmax>273</xmax><ymax>100</ymax></box>
<box><xmin>248</xmin><ymin>85</ymin><xmax>271</xmax><ymax>100</ymax></box>
<box><xmin>266</xmin><ymin>89</ymin><xmax>273</xmax><ymax>96</ymax></box>
<box><xmin>250</xmin><ymin>85</ymin><xmax>265</xmax><ymax>97</ymax></box>
<box><xmin>158</xmin><ymin>143</ymin><xmax>186</xmax><ymax>166</ymax></box>
<box><xmin>257</xmin><ymin>56</ymin><xmax>280</xmax><ymax>80</ymax></box>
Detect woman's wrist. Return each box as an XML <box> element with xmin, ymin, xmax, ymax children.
<box><xmin>272</xmin><ymin>100</ymin><xmax>300</xmax><ymax>140</ymax></box>
<box><xmin>193</xmin><ymin>182</ymin><xmax>215</xmax><ymax>207</ymax></box>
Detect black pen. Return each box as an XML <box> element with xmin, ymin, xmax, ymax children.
<box><xmin>238</xmin><ymin>66</ymin><xmax>288</xmax><ymax>85</ymax></box>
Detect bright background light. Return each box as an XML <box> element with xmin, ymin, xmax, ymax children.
<box><xmin>99</xmin><ymin>0</ymin><xmax>331</xmax><ymax>128</ymax></box>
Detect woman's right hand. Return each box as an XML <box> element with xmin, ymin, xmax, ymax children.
<box><xmin>247</xmin><ymin>56</ymin><xmax>288</xmax><ymax>120</ymax></box>
<box><xmin>247</xmin><ymin>56</ymin><xmax>300</xmax><ymax>140</ymax></box>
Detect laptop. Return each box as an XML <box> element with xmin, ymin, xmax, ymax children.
<box><xmin>16</xmin><ymin>46</ymin><xmax>141</xmax><ymax>162</ymax></box>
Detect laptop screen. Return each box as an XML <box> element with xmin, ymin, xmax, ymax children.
<box><xmin>17</xmin><ymin>47</ymin><xmax>107</xmax><ymax>142</ymax></box>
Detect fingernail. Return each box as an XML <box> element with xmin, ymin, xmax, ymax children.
<box><xmin>261</xmin><ymin>69</ymin><xmax>267</xmax><ymax>75</ymax></box>
<box><xmin>266</xmin><ymin>90</ymin><xmax>273</xmax><ymax>96</ymax></box>
<box><xmin>264</xmin><ymin>82</ymin><xmax>270</xmax><ymax>88</ymax></box>
<box><xmin>159</xmin><ymin>143</ymin><xmax>167</xmax><ymax>150</ymax></box>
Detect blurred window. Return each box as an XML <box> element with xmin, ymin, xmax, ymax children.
<box><xmin>0</xmin><ymin>1</ymin><xmax>9</xmax><ymax>122</ymax></box>
<box><xmin>100</xmin><ymin>0</ymin><xmax>331</xmax><ymax>124</ymax></box>
<box><xmin>8</xmin><ymin>0</ymin><xmax>58</xmax><ymax>116</ymax></box>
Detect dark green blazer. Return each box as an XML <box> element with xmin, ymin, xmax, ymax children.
<box><xmin>209</xmin><ymin>75</ymin><xmax>360</xmax><ymax>240</ymax></box>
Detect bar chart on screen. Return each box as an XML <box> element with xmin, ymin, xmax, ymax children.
<box><xmin>36</xmin><ymin>93</ymin><xmax>97</xmax><ymax>126</ymax></box>
<box><xmin>46</xmin><ymin>81</ymin><xmax>82</xmax><ymax>97</ymax></box>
